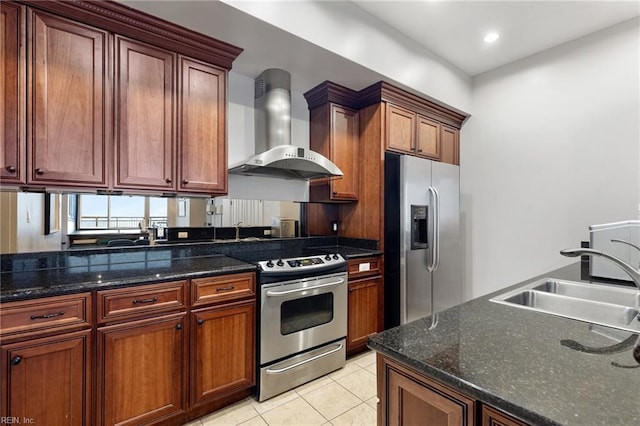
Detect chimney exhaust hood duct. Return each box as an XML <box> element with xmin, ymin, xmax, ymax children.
<box><xmin>228</xmin><ymin>69</ymin><xmax>343</xmax><ymax>180</ymax></box>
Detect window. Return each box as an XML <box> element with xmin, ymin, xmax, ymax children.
<box><xmin>78</xmin><ymin>195</ymin><xmax>167</xmax><ymax>230</ymax></box>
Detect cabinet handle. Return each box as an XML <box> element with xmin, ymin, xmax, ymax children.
<box><xmin>6</xmin><ymin>165</ymin><xmax>16</xmax><ymax>173</ymax></box>
<box><xmin>182</xmin><ymin>179</ymin><xmax>189</xmax><ymax>185</ymax></box>
<box><xmin>176</xmin><ymin>323</ymin><xmax>182</xmax><ymax>330</ymax></box>
<box><xmin>11</xmin><ymin>356</ymin><xmax>22</xmax><ymax>366</ymax></box>
<box><xmin>332</xmin><ymin>191</ymin><xmax>338</xmax><ymax>195</ymax></box>
<box><xmin>418</xmin><ymin>149</ymin><xmax>423</xmax><ymax>153</ymax></box>
<box><xmin>216</xmin><ymin>285</ymin><xmax>235</xmax><ymax>292</ymax></box>
<box><xmin>132</xmin><ymin>296</ymin><xmax>158</xmax><ymax>304</ymax></box>
<box><xmin>35</xmin><ymin>168</ymin><xmax>44</xmax><ymax>175</ymax></box>
<box><xmin>30</xmin><ymin>311</ymin><xmax>65</xmax><ymax>320</ymax></box>
<box><xmin>165</xmin><ymin>178</ymin><xmax>172</xmax><ymax>184</ymax></box>
<box><xmin>349</xmin><ymin>288</ymin><xmax>354</xmax><ymax>293</ymax></box>
<box><xmin>197</xmin><ymin>318</ymin><xmax>204</xmax><ymax>325</ymax></box>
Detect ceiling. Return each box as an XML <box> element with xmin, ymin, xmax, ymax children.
<box><xmin>351</xmin><ymin>0</ymin><xmax>640</xmax><ymax>76</ymax></box>
<box><xmin>118</xmin><ymin>0</ymin><xmax>639</xmax><ymax>93</ymax></box>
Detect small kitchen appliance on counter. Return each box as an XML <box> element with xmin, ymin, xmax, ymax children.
<box><xmin>589</xmin><ymin>220</ymin><xmax>640</xmax><ymax>282</ymax></box>
<box><xmin>271</xmin><ymin>217</ymin><xmax>298</xmax><ymax>238</ymax></box>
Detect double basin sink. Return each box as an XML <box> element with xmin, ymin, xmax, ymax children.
<box><xmin>491</xmin><ymin>278</ymin><xmax>640</xmax><ymax>333</ymax></box>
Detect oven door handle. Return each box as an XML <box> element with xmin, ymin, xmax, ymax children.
<box><xmin>265</xmin><ymin>278</ymin><xmax>345</xmax><ymax>296</ymax></box>
<box><xmin>265</xmin><ymin>342</ymin><xmax>344</xmax><ymax>374</ymax></box>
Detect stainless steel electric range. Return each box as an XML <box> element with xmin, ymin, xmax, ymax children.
<box><xmin>231</xmin><ymin>249</ymin><xmax>347</xmax><ymax>401</ymax></box>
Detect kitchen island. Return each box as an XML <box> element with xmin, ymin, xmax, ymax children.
<box><xmin>368</xmin><ymin>263</ymin><xmax>640</xmax><ymax>426</ymax></box>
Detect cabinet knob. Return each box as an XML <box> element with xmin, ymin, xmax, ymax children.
<box><xmin>197</xmin><ymin>318</ymin><xmax>204</xmax><ymax>325</ymax></box>
<box><xmin>176</xmin><ymin>323</ymin><xmax>182</xmax><ymax>330</ymax></box>
<box><xmin>182</xmin><ymin>179</ymin><xmax>189</xmax><ymax>185</ymax></box>
<box><xmin>165</xmin><ymin>178</ymin><xmax>172</xmax><ymax>184</ymax></box>
<box><xmin>35</xmin><ymin>168</ymin><xmax>44</xmax><ymax>175</ymax></box>
<box><xmin>332</xmin><ymin>191</ymin><xmax>338</xmax><ymax>195</ymax></box>
<box><xmin>418</xmin><ymin>149</ymin><xmax>423</xmax><ymax>153</ymax></box>
<box><xmin>6</xmin><ymin>165</ymin><xmax>16</xmax><ymax>173</ymax></box>
<box><xmin>11</xmin><ymin>356</ymin><xmax>22</xmax><ymax>366</ymax></box>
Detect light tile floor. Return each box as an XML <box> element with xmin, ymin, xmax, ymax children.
<box><xmin>184</xmin><ymin>350</ymin><xmax>378</xmax><ymax>426</ymax></box>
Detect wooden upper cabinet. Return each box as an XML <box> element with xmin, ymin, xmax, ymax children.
<box><xmin>416</xmin><ymin>115</ymin><xmax>440</xmax><ymax>160</ymax></box>
<box><xmin>115</xmin><ymin>36</ymin><xmax>176</xmax><ymax>191</ymax></box>
<box><xmin>27</xmin><ymin>9</ymin><xmax>108</xmax><ymax>187</ymax></box>
<box><xmin>178</xmin><ymin>57</ymin><xmax>227</xmax><ymax>195</ymax></box>
<box><xmin>0</xmin><ymin>2</ymin><xmax>25</xmax><ymax>185</ymax></box>
<box><xmin>309</xmin><ymin>102</ymin><xmax>359</xmax><ymax>202</ymax></box>
<box><xmin>441</xmin><ymin>124</ymin><xmax>459</xmax><ymax>165</ymax></box>
<box><xmin>386</xmin><ymin>103</ymin><xmax>416</xmax><ymax>154</ymax></box>
<box><xmin>330</xmin><ymin>104</ymin><xmax>359</xmax><ymax>200</ymax></box>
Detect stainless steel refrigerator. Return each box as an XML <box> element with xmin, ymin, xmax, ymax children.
<box><xmin>385</xmin><ymin>153</ymin><xmax>461</xmax><ymax>327</ymax></box>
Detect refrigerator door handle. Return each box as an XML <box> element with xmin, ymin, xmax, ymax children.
<box><xmin>433</xmin><ymin>186</ymin><xmax>441</xmax><ymax>271</ymax></box>
<box><xmin>427</xmin><ymin>186</ymin><xmax>439</xmax><ymax>272</ymax></box>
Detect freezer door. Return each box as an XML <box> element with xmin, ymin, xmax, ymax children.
<box><xmin>432</xmin><ymin>161</ymin><xmax>461</xmax><ymax>313</ymax></box>
<box><xmin>401</xmin><ymin>156</ymin><xmax>434</xmax><ymax>324</ymax></box>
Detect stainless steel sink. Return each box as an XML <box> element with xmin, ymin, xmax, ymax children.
<box><xmin>491</xmin><ymin>278</ymin><xmax>640</xmax><ymax>333</ymax></box>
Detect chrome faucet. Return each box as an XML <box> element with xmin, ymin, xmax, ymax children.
<box><xmin>560</xmin><ymin>248</ymin><xmax>640</xmax><ymax>290</ymax></box>
<box><xmin>234</xmin><ymin>221</ymin><xmax>243</xmax><ymax>241</ymax></box>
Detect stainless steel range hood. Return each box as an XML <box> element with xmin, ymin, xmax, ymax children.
<box><xmin>228</xmin><ymin>69</ymin><xmax>343</xmax><ymax>180</ymax></box>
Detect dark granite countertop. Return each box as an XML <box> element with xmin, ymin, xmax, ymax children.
<box><xmin>1</xmin><ymin>236</ymin><xmax>380</xmax><ymax>303</ymax></box>
<box><xmin>1</xmin><ymin>251</ymin><xmax>255</xmax><ymax>302</ymax></box>
<box><xmin>368</xmin><ymin>263</ymin><xmax>640</xmax><ymax>426</ymax></box>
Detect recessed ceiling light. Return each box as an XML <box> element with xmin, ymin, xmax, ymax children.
<box><xmin>483</xmin><ymin>32</ymin><xmax>500</xmax><ymax>43</ymax></box>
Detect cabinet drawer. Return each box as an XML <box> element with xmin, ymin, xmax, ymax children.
<box><xmin>191</xmin><ymin>273</ymin><xmax>255</xmax><ymax>308</ymax></box>
<box><xmin>0</xmin><ymin>293</ymin><xmax>91</xmax><ymax>340</ymax></box>
<box><xmin>348</xmin><ymin>256</ymin><xmax>382</xmax><ymax>279</ymax></box>
<box><xmin>97</xmin><ymin>280</ymin><xmax>186</xmax><ymax>324</ymax></box>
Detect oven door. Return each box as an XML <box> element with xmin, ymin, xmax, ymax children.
<box><xmin>260</xmin><ymin>272</ymin><xmax>347</xmax><ymax>364</ymax></box>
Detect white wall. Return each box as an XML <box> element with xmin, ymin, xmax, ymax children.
<box><xmin>222</xmin><ymin>0</ymin><xmax>472</xmax><ymax>113</ymax></box>
<box><xmin>461</xmin><ymin>18</ymin><xmax>640</xmax><ymax>299</ymax></box>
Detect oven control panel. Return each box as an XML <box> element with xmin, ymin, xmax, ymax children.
<box><xmin>258</xmin><ymin>254</ymin><xmax>345</xmax><ymax>274</ymax></box>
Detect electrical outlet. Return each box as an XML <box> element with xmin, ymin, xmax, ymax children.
<box><xmin>178</xmin><ymin>231</ymin><xmax>188</xmax><ymax>239</ymax></box>
<box><xmin>263</xmin><ymin>229</ymin><xmax>271</xmax><ymax>236</ymax></box>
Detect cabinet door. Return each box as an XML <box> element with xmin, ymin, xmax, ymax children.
<box><xmin>416</xmin><ymin>115</ymin><xmax>440</xmax><ymax>160</ymax></box>
<box><xmin>386</xmin><ymin>365</ymin><xmax>474</xmax><ymax>426</ymax></box>
<box><xmin>98</xmin><ymin>313</ymin><xmax>186</xmax><ymax>426</ymax></box>
<box><xmin>440</xmin><ymin>124</ymin><xmax>459</xmax><ymax>165</ymax></box>
<box><xmin>178</xmin><ymin>57</ymin><xmax>227</xmax><ymax>195</ymax></box>
<box><xmin>115</xmin><ymin>36</ymin><xmax>176</xmax><ymax>191</ymax></box>
<box><xmin>27</xmin><ymin>10</ymin><xmax>108</xmax><ymax>187</ymax></box>
<box><xmin>386</xmin><ymin>103</ymin><xmax>415</xmax><ymax>154</ymax></box>
<box><xmin>191</xmin><ymin>300</ymin><xmax>255</xmax><ymax>407</ymax></box>
<box><xmin>330</xmin><ymin>104</ymin><xmax>359</xmax><ymax>200</ymax></box>
<box><xmin>348</xmin><ymin>276</ymin><xmax>382</xmax><ymax>352</ymax></box>
<box><xmin>1</xmin><ymin>329</ymin><xmax>91</xmax><ymax>426</ymax></box>
<box><xmin>482</xmin><ymin>405</ymin><xmax>527</xmax><ymax>426</ymax></box>
<box><xmin>0</xmin><ymin>2</ymin><xmax>25</xmax><ymax>184</ymax></box>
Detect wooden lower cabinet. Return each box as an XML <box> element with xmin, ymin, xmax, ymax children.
<box><xmin>347</xmin><ymin>256</ymin><xmax>383</xmax><ymax>355</ymax></box>
<box><xmin>1</xmin><ymin>329</ymin><xmax>91</xmax><ymax>426</ymax></box>
<box><xmin>379</xmin><ymin>356</ymin><xmax>529</xmax><ymax>426</ymax></box>
<box><xmin>384</xmin><ymin>360</ymin><xmax>474</xmax><ymax>426</ymax></box>
<box><xmin>190</xmin><ymin>300</ymin><xmax>255</xmax><ymax>407</ymax></box>
<box><xmin>482</xmin><ymin>405</ymin><xmax>527</xmax><ymax>426</ymax></box>
<box><xmin>97</xmin><ymin>313</ymin><xmax>186</xmax><ymax>426</ymax></box>
<box><xmin>348</xmin><ymin>276</ymin><xmax>382</xmax><ymax>352</ymax></box>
